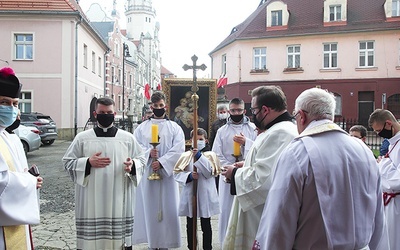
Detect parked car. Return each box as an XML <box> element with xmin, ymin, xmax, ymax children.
<box><xmin>14</xmin><ymin>124</ymin><xmax>41</xmax><ymax>154</ymax></box>
<box><xmin>20</xmin><ymin>112</ymin><xmax>58</xmax><ymax>145</ymax></box>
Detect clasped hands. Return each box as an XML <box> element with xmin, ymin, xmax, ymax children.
<box><xmin>221</xmin><ymin>161</ymin><xmax>244</xmax><ymax>182</ymax></box>
<box><xmin>89</xmin><ymin>152</ymin><xmax>133</xmax><ymax>173</ymax></box>
<box><xmin>150</xmin><ymin>148</ymin><xmax>161</xmax><ymax>171</ymax></box>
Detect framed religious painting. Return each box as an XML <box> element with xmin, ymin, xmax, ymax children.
<box><xmin>162</xmin><ymin>78</ymin><xmax>217</xmax><ymax>146</ymax></box>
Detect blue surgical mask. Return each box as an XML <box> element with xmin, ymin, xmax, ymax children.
<box><xmin>0</xmin><ymin>106</ymin><xmax>18</xmax><ymax>128</ymax></box>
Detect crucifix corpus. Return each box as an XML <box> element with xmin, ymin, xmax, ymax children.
<box><xmin>182</xmin><ymin>55</ymin><xmax>207</xmax><ymax>250</ymax></box>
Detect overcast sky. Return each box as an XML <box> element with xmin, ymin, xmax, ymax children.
<box><xmin>79</xmin><ymin>0</ymin><xmax>260</xmax><ymax>78</ymax></box>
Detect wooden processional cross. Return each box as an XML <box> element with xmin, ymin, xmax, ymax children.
<box><xmin>183</xmin><ymin>55</ymin><xmax>207</xmax><ymax>250</ymax></box>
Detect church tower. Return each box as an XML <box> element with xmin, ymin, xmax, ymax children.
<box><xmin>125</xmin><ymin>0</ymin><xmax>156</xmax><ymax>40</ymax></box>
<box><xmin>124</xmin><ymin>0</ymin><xmax>161</xmax><ymax>93</ymax></box>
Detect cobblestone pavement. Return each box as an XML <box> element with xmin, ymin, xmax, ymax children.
<box><xmin>28</xmin><ymin>140</ymin><xmax>221</xmax><ymax>249</ymax></box>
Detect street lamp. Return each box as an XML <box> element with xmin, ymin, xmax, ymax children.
<box><xmin>122</xmin><ymin>42</ymin><xmax>131</xmax><ymax>130</ymax></box>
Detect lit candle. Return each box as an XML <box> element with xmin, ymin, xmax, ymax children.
<box><xmin>233</xmin><ymin>141</ymin><xmax>240</xmax><ymax>156</ymax></box>
<box><xmin>151</xmin><ymin>124</ymin><xmax>159</xmax><ymax>143</ymax></box>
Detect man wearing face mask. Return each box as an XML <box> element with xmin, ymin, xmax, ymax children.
<box><xmin>0</xmin><ymin>67</ymin><xmax>41</xmax><ymax>250</ymax></box>
<box><xmin>369</xmin><ymin>108</ymin><xmax>400</xmax><ymax>250</ymax></box>
<box><xmin>132</xmin><ymin>91</ymin><xmax>185</xmax><ymax>249</ymax></box>
<box><xmin>212</xmin><ymin>97</ymin><xmax>257</xmax><ymax>246</ymax></box>
<box><xmin>174</xmin><ymin>128</ymin><xmax>221</xmax><ymax>250</ymax></box>
<box><xmin>222</xmin><ymin>86</ymin><xmax>297</xmax><ymax>249</ymax></box>
<box><xmin>209</xmin><ymin>104</ymin><xmax>228</xmax><ymax>149</ymax></box>
<box><xmin>63</xmin><ymin>97</ymin><xmax>146</xmax><ymax>250</ymax></box>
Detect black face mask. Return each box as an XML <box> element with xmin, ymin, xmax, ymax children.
<box><xmin>230</xmin><ymin>114</ymin><xmax>244</xmax><ymax>123</ymax></box>
<box><xmin>153</xmin><ymin>108</ymin><xmax>165</xmax><ymax>118</ymax></box>
<box><xmin>6</xmin><ymin>119</ymin><xmax>20</xmax><ymax>133</ymax></box>
<box><xmin>96</xmin><ymin>113</ymin><xmax>114</xmax><ymax>128</ymax></box>
<box><xmin>252</xmin><ymin>111</ymin><xmax>267</xmax><ymax>130</ymax></box>
<box><xmin>378</xmin><ymin>122</ymin><xmax>393</xmax><ymax>139</ymax></box>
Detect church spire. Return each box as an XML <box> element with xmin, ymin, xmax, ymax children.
<box><xmin>111</xmin><ymin>0</ymin><xmax>120</xmax><ymax>19</ymax></box>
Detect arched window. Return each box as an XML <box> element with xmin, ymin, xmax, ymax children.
<box><xmin>334</xmin><ymin>93</ymin><xmax>342</xmax><ymax>116</ymax></box>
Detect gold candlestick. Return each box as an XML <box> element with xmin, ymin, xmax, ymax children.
<box><xmin>148</xmin><ymin>142</ymin><xmax>162</xmax><ymax>180</ymax></box>
<box><xmin>231</xmin><ymin>153</ymin><xmax>242</xmax><ymax>163</ymax></box>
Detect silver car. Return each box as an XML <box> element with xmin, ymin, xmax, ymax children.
<box><xmin>14</xmin><ymin>124</ymin><xmax>41</xmax><ymax>154</ymax></box>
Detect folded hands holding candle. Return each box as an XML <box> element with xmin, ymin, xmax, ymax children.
<box><xmin>151</xmin><ymin>160</ymin><xmax>162</xmax><ymax>171</ymax></box>
<box><xmin>233</xmin><ymin>132</ymin><xmax>246</xmax><ymax>146</ymax></box>
<box><xmin>150</xmin><ymin>148</ymin><xmax>159</xmax><ymax>158</ymax></box>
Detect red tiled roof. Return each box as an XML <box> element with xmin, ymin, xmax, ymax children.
<box><xmin>0</xmin><ymin>0</ymin><xmax>77</xmax><ymax>11</ymax></box>
<box><xmin>161</xmin><ymin>65</ymin><xmax>174</xmax><ymax>75</ymax></box>
<box><xmin>211</xmin><ymin>0</ymin><xmax>400</xmax><ymax>54</ymax></box>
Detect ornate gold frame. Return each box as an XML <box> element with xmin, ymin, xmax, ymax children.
<box><xmin>162</xmin><ymin>78</ymin><xmax>217</xmax><ymax>146</ymax></box>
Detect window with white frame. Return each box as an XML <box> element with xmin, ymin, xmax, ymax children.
<box><xmin>83</xmin><ymin>44</ymin><xmax>88</xmax><ymax>68</ymax></box>
<box><xmin>271</xmin><ymin>10</ymin><xmax>282</xmax><ymax>26</ymax></box>
<box><xmin>393</xmin><ymin>0</ymin><xmax>400</xmax><ymax>16</ymax></box>
<box><xmin>15</xmin><ymin>34</ymin><xmax>33</xmax><ymax>60</ymax></box>
<box><xmin>118</xmin><ymin>69</ymin><xmax>122</xmax><ymax>85</ymax></box>
<box><xmin>359</xmin><ymin>41</ymin><xmax>375</xmax><ymax>67</ymax></box>
<box><xmin>330</xmin><ymin>5</ymin><xmax>342</xmax><ymax>21</ymax></box>
<box><xmin>18</xmin><ymin>92</ymin><xmax>32</xmax><ymax>113</ymax></box>
<box><xmin>287</xmin><ymin>45</ymin><xmax>301</xmax><ymax>68</ymax></box>
<box><xmin>222</xmin><ymin>54</ymin><xmax>227</xmax><ymax>75</ymax></box>
<box><xmin>323</xmin><ymin>43</ymin><xmax>338</xmax><ymax>68</ymax></box>
<box><xmin>253</xmin><ymin>47</ymin><xmax>267</xmax><ymax>70</ymax></box>
<box><xmin>92</xmin><ymin>51</ymin><xmax>96</xmax><ymax>73</ymax></box>
<box><xmin>98</xmin><ymin>57</ymin><xmax>102</xmax><ymax>76</ymax></box>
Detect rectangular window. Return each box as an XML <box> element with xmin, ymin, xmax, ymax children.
<box><xmin>118</xmin><ymin>69</ymin><xmax>122</xmax><ymax>85</ymax></box>
<box><xmin>83</xmin><ymin>44</ymin><xmax>88</xmax><ymax>68</ymax></box>
<box><xmin>271</xmin><ymin>10</ymin><xmax>282</xmax><ymax>26</ymax></box>
<box><xmin>18</xmin><ymin>92</ymin><xmax>32</xmax><ymax>113</ymax></box>
<box><xmin>334</xmin><ymin>94</ymin><xmax>342</xmax><ymax>116</ymax></box>
<box><xmin>15</xmin><ymin>34</ymin><xmax>33</xmax><ymax>60</ymax></box>
<box><xmin>111</xmin><ymin>66</ymin><xmax>115</xmax><ymax>83</ymax></box>
<box><xmin>118</xmin><ymin>95</ymin><xmax>122</xmax><ymax>111</ymax></box>
<box><xmin>92</xmin><ymin>51</ymin><xmax>96</xmax><ymax>73</ymax></box>
<box><xmin>323</xmin><ymin>43</ymin><xmax>338</xmax><ymax>68</ymax></box>
<box><xmin>129</xmin><ymin>74</ymin><xmax>133</xmax><ymax>89</ymax></box>
<box><xmin>287</xmin><ymin>45</ymin><xmax>301</xmax><ymax>68</ymax></box>
<box><xmin>393</xmin><ymin>0</ymin><xmax>400</xmax><ymax>16</ymax></box>
<box><xmin>253</xmin><ymin>47</ymin><xmax>267</xmax><ymax>70</ymax></box>
<box><xmin>222</xmin><ymin>54</ymin><xmax>227</xmax><ymax>75</ymax></box>
<box><xmin>329</xmin><ymin>5</ymin><xmax>342</xmax><ymax>21</ymax></box>
<box><xmin>359</xmin><ymin>41</ymin><xmax>375</xmax><ymax>67</ymax></box>
<box><xmin>98</xmin><ymin>57</ymin><xmax>102</xmax><ymax>76</ymax></box>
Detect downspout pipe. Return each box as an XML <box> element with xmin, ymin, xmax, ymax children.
<box><xmin>74</xmin><ymin>16</ymin><xmax>82</xmax><ymax>137</ymax></box>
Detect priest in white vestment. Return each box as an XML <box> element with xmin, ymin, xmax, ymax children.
<box><xmin>211</xmin><ymin>98</ymin><xmax>257</xmax><ymax>246</ymax></box>
<box><xmin>222</xmin><ymin>86</ymin><xmax>297</xmax><ymax>249</ymax></box>
<box><xmin>0</xmin><ymin>67</ymin><xmax>41</xmax><ymax>250</ymax></box>
<box><xmin>254</xmin><ymin>88</ymin><xmax>388</xmax><ymax>250</ymax></box>
<box><xmin>63</xmin><ymin>97</ymin><xmax>145</xmax><ymax>250</ymax></box>
<box><xmin>369</xmin><ymin>108</ymin><xmax>400</xmax><ymax>250</ymax></box>
<box><xmin>132</xmin><ymin>91</ymin><xmax>185</xmax><ymax>249</ymax></box>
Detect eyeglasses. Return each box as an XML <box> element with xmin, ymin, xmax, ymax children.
<box><xmin>292</xmin><ymin>110</ymin><xmax>308</xmax><ymax>118</ymax></box>
<box><xmin>229</xmin><ymin>108</ymin><xmax>244</xmax><ymax>114</ymax></box>
<box><xmin>250</xmin><ymin>107</ymin><xmax>260</xmax><ymax>115</ymax></box>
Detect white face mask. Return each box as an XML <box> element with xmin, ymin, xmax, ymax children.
<box><xmin>192</xmin><ymin>140</ymin><xmax>206</xmax><ymax>151</ymax></box>
<box><xmin>218</xmin><ymin>113</ymin><xmax>228</xmax><ymax>120</ymax></box>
